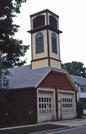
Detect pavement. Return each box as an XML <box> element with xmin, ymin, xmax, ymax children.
<box><xmin>30</xmin><ymin>118</ymin><xmax>86</xmax><ymax>134</ymax></box>
<box><xmin>0</xmin><ymin>117</ymin><xmax>86</xmax><ymax>132</ymax></box>
<box><xmin>51</xmin><ymin>118</ymin><xmax>86</xmax><ymax>127</ymax></box>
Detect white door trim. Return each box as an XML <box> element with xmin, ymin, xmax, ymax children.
<box><xmin>57</xmin><ymin>90</ymin><xmax>76</xmax><ymax>120</ymax></box>
<box><xmin>37</xmin><ymin>88</ymin><xmax>56</xmax><ymax>123</ymax></box>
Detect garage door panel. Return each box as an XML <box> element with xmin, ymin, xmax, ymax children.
<box><xmin>38</xmin><ymin>91</ymin><xmax>54</xmax><ymax>122</ymax></box>
<box><xmin>59</xmin><ymin>93</ymin><xmax>75</xmax><ymax>120</ymax></box>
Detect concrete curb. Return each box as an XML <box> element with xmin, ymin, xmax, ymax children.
<box><xmin>30</xmin><ymin>126</ymin><xmax>70</xmax><ymax>134</ymax></box>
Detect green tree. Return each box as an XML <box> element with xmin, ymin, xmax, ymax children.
<box><xmin>0</xmin><ymin>0</ymin><xmax>29</xmax><ymax>89</ymax></box>
<box><xmin>0</xmin><ymin>52</ymin><xmax>9</xmax><ymax>89</ymax></box>
<box><xmin>0</xmin><ymin>0</ymin><xmax>29</xmax><ymax>68</ymax></box>
<box><xmin>62</xmin><ymin>61</ymin><xmax>86</xmax><ymax>78</ymax></box>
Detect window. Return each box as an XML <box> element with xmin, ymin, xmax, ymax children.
<box><xmin>36</xmin><ymin>32</ymin><xmax>44</xmax><ymax>53</ymax></box>
<box><xmin>80</xmin><ymin>87</ymin><xmax>86</xmax><ymax>92</ymax></box>
<box><xmin>81</xmin><ymin>87</ymin><xmax>85</xmax><ymax>92</ymax></box>
<box><xmin>33</xmin><ymin>15</ymin><xmax>45</xmax><ymax>29</ymax></box>
<box><xmin>51</xmin><ymin>33</ymin><xmax>57</xmax><ymax>54</ymax></box>
<box><xmin>38</xmin><ymin>97</ymin><xmax>52</xmax><ymax>114</ymax></box>
<box><xmin>49</xmin><ymin>15</ymin><xmax>57</xmax><ymax>29</ymax></box>
<box><xmin>61</xmin><ymin>97</ymin><xmax>73</xmax><ymax>108</ymax></box>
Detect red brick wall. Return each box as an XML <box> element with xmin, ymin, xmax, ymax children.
<box><xmin>39</xmin><ymin>72</ymin><xmax>75</xmax><ymax>91</ymax></box>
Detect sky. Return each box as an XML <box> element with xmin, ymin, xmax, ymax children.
<box><xmin>14</xmin><ymin>0</ymin><xmax>86</xmax><ymax>66</ymax></box>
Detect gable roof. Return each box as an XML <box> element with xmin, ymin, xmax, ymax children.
<box><xmin>2</xmin><ymin>65</ymin><xmax>76</xmax><ymax>90</ymax></box>
<box><xmin>71</xmin><ymin>75</ymin><xmax>86</xmax><ymax>86</ymax></box>
<box><xmin>7</xmin><ymin>65</ymin><xmax>50</xmax><ymax>89</ymax></box>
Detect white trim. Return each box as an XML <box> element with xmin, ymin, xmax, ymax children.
<box><xmin>37</xmin><ymin>88</ymin><xmax>56</xmax><ymax>123</ymax></box>
<box><xmin>37</xmin><ymin>87</ymin><xmax>55</xmax><ymax>92</ymax></box>
<box><xmin>58</xmin><ymin>89</ymin><xmax>75</xmax><ymax>94</ymax></box>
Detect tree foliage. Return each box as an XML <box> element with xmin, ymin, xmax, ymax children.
<box><xmin>0</xmin><ymin>0</ymin><xmax>29</xmax><ymax>68</ymax></box>
<box><xmin>0</xmin><ymin>53</ymin><xmax>9</xmax><ymax>89</ymax></box>
<box><xmin>0</xmin><ymin>0</ymin><xmax>29</xmax><ymax>88</ymax></box>
<box><xmin>62</xmin><ymin>61</ymin><xmax>86</xmax><ymax>78</ymax></box>
<box><xmin>77</xmin><ymin>101</ymin><xmax>83</xmax><ymax>118</ymax></box>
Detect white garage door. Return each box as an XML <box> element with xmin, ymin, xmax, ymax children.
<box><xmin>38</xmin><ymin>91</ymin><xmax>54</xmax><ymax>122</ymax></box>
<box><xmin>59</xmin><ymin>93</ymin><xmax>76</xmax><ymax>119</ymax></box>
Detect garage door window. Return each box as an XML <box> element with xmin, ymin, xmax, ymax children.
<box><xmin>39</xmin><ymin>97</ymin><xmax>52</xmax><ymax>114</ymax></box>
<box><xmin>61</xmin><ymin>98</ymin><xmax>73</xmax><ymax>107</ymax></box>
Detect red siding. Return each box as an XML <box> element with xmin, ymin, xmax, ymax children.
<box><xmin>38</xmin><ymin>71</ymin><xmax>76</xmax><ymax>120</ymax></box>
<box><xmin>39</xmin><ymin>72</ymin><xmax>75</xmax><ymax>91</ymax></box>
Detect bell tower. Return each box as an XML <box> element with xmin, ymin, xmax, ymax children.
<box><xmin>28</xmin><ymin>9</ymin><xmax>62</xmax><ymax>69</ymax></box>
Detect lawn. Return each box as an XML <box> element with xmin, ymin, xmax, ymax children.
<box><xmin>0</xmin><ymin>124</ymin><xmax>67</xmax><ymax>134</ymax></box>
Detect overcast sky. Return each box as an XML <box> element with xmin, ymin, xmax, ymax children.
<box><xmin>14</xmin><ymin>0</ymin><xmax>86</xmax><ymax>66</ymax></box>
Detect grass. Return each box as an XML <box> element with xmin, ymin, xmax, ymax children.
<box><xmin>0</xmin><ymin>124</ymin><xmax>67</xmax><ymax>134</ymax></box>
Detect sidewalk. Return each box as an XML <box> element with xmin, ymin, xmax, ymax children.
<box><xmin>0</xmin><ymin>118</ymin><xmax>86</xmax><ymax>133</ymax></box>
<box><xmin>31</xmin><ymin>118</ymin><xmax>86</xmax><ymax>134</ymax></box>
<box><xmin>51</xmin><ymin>118</ymin><xmax>86</xmax><ymax>127</ymax></box>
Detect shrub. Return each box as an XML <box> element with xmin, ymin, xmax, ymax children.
<box><xmin>77</xmin><ymin>101</ymin><xmax>83</xmax><ymax>118</ymax></box>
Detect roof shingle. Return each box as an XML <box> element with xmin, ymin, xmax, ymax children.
<box><xmin>71</xmin><ymin>75</ymin><xmax>86</xmax><ymax>86</ymax></box>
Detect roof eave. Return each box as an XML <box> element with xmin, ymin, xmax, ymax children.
<box><xmin>35</xmin><ymin>69</ymin><xmax>51</xmax><ymax>88</ymax></box>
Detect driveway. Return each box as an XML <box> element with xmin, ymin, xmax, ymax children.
<box><xmin>51</xmin><ymin>118</ymin><xmax>86</xmax><ymax>127</ymax></box>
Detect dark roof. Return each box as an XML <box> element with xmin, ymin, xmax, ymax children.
<box><xmin>7</xmin><ymin>65</ymin><xmax>50</xmax><ymax>89</ymax></box>
<box><xmin>71</xmin><ymin>75</ymin><xmax>86</xmax><ymax>86</ymax></box>
<box><xmin>2</xmin><ymin>65</ymin><xmax>76</xmax><ymax>90</ymax></box>
<box><xmin>28</xmin><ymin>25</ymin><xmax>62</xmax><ymax>34</ymax></box>
<box><xmin>30</xmin><ymin>9</ymin><xmax>59</xmax><ymax>18</ymax></box>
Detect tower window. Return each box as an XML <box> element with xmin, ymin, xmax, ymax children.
<box><xmin>49</xmin><ymin>15</ymin><xmax>57</xmax><ymax>29</ymax></box>
<box><xmin>36</xmin><ymin>32</ymin><xmax>44</xmax><ymax>53</ymax></box>
<box><xmin>51</xmin><ymin>33</ymin><xmax>57</xmax><ymax>54</ymax></box>
<box><xmin>33</xmin><ymin>15</ymin><xmax>45</xmax><ymax>29</ymax></box>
